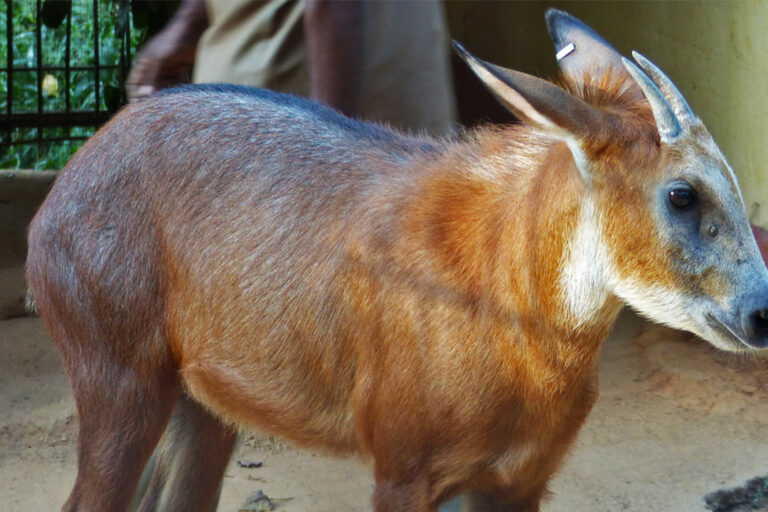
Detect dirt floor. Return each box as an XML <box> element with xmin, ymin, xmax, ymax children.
<box><xmin>3</xmin><ymin>263</ymin><xmax>768</xmax><ymax>511</ymax></box>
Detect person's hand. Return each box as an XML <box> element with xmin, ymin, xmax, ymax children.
<box><xmin>126</xmin><ymin>38</ymin><xmax>195</xmax><ymax>101</ymax></box>
<box><xmin>126</xmin><ymin>0</ymin><xmax>208</xmax><ymax>102</ymax></box>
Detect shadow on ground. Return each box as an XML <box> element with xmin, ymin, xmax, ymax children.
<box><xmin>3</xmin><ymin>297</ymin><xmax>768</xmax><ymax>511</ymax></box>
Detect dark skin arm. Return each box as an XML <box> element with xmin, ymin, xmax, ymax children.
<box><xmin>127</xmin><ymin>0</ymin><xmax>364</xmax><ymax>117</ymax></box>
<box><xmin>126</xmin><ymin>0</ymin><xmax>208</xmax><ymax>101</ymax></box>
<box><xmin>304</xmin><ymin>0</ymin><xmax>364</xmax><ymax>117</ymax></box>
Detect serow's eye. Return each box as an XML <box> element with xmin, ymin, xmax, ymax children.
<box><xmin>669</xmin><ymin>186</ymin><xmax>697</xmax><ymax>209</ymax></box>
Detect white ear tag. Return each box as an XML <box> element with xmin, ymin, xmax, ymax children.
<box><xmin>556</xmin><ymin>42</ymin><xmax>576</xmax><ymax>61</ymax></box>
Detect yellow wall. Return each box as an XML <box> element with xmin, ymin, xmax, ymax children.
<box><xmin>447</xmin><ymin>1</ymin><xmax>768</xmax><ymax>227</ymax></box>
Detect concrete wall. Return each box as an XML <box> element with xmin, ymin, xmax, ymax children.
<box><xmin>0</xmin><ymin>170</ymin><xmax>56</xmax><ymax>318</ymax></box>
<box><xmin>446</xmin><ymin>0</ymin><xmax>768</xmax><ymax>227</ymax></box>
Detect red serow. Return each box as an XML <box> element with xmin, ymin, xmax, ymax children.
<box><xmin>25</xmin><ymin>9</ymin><xmax>768</xmax><ymax>512</ymax></box>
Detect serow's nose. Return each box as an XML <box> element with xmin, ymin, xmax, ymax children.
<box><xmin>742</xmin><ymin>307</ymin><xmax>768</xmax><ymax>348</ymax></box>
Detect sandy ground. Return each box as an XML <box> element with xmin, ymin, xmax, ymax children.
<box><xmin>3</xmin><ymin>286</ymin><xmax>768</xmax><ymax>511</ymax></box>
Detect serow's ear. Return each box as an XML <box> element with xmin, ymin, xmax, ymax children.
<box><xmin>545</xmin><ymin>8</ymin><xmax>626</xmax><ymax>81</ymax></box>
<box><xmin>453</xmin><ymin>41</ymin><xmax>610</xmax><ymax>174</ymax></box>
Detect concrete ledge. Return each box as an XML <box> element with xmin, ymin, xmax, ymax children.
<box><xmin>0</xmin><ymin>169</ymin><xmax>58</xmax><ymax>183</ymax></box>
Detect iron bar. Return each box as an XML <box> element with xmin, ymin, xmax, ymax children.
<box><xmin>6</xmin><ymin>0</ymin><xmax>13</xmax><ymax>118</ymax></box>
<box><xmin>92</xmin><ymin>0</ymin><xmax>99</xmax><ymax>116</ymax></box>
<box><xmin>13</xmin><ymin>135</ymin><xmax>91</xmax><ymax>145</ymax></box>
<box><xmin>35</xmin><ymin>0</ymin><xmax>42</xmax><ymax>153</ymax></box>
<box><xmin>65</xmin><ymin>0</ymin><xmax>71</xmax><ymax>118</ymax></box>
<box><xmin>0</xmin><ymin>111</ymin><xmax>111</xmax><ymax>130</ymax></box>
<box><xmin>0</xmin><ymin>65</ymin><xmax>121</xmax><ymax>73</ymax></box>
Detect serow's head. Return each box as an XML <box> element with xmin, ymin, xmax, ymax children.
<box><xmin>455</xmin><ymin>9</ymin><xmax>768</xmax><ymax>351</ymax></box>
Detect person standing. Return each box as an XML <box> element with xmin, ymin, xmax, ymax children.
<box><xmin>127</xmin><ymin>0</ymin><xmax>457</xmax><ymax>135</ymax></box>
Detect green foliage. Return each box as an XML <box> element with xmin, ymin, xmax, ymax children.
<box><xmin>0</xmin><ymin>0</ymin><xmax>155</xmax><ymax>170</ymax></box>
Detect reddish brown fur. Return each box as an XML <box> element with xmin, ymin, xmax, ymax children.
<box><xmin>28</xmin><ymin>71</ymin><xmax>666</xmax><ymax>512</ymax></box>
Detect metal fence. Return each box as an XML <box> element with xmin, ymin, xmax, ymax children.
<box><xmin>0</xmin><ymin>0</ymin><xmax>135</xmax><ymax>169</ymax></box>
